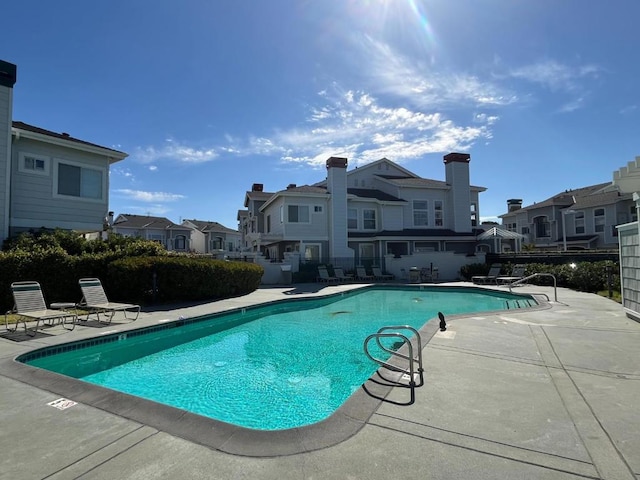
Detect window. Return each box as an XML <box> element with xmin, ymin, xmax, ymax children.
<box><xmin>413</xmin><ymin>201</ymin><xmax>429</xmax><ymax>226</ymax></box>
<box><xmin>506</xmin><ymin>223</ymin><xmax>517</xmax><ymax>232</ymax></box>
<box><xmin>303</xmin><ymin>244</ymin><xmax>320</xmax><ymax>261</ymax></box>
<box><xmin>434</xmin><ymin>201</ymin><xmax>443</xmax><ymax>226</ymax></box>
<box><xmin>210</xmin><ymin>237</ymin><xmax>223</xmax><ymax>250</ymax></box>
<box><xmin>54</xmin><ymin>160</ymin><xmax>105</xmax><ymax>201</ymax></box>
<box><xmin>521</xmin><ymin>226</ymin><xmax>530</xmax><ymax>235</ymax></box>
<box><xmin>415</xmin><ymin>241</ymin><xmax>439</xmax><ymax>252</ymax></box>
<box><xmin>279</xmin><ymin>205</ymin><xmax>284</xmax><ymax>223</ymax></box>
<box><xmin>534</xmin><ymin>216</ymin><xmax>550</xmax><ymax>238</ymax></box>
<box><xmin>19</xmin><ymin>152</ymin><xmax>49</xmax><ymax>175</ymax></box>
<box><xmin>174</xmin><ymin>235</ymin><xmax>186</xmax><ymax>250</ymax></box>
<box><xmin>266</xmin><ymin>215</ymin><xmax>271</xmax><ymax>233</ymax></box>
<box><xmin>470</xmin><ymin>203</ymin><xmax>478</xmax><ymax>227</ymax></box>
<box><xmin>287</xmin><ymin>205</ymin><xmax>309</xmax><ymax>223</ymax></box>
<box><xmin>313</xmin><ymin>205</ymin><xmax>323</xmax><ymax>213</ymax></box>
<box><xmin>574</xmin><ymin>211</ymin><xmax>585</xmax><ymax>234</ymax></box>
<box><xmin>594</xmin><ymin>208</ymin><xmax>605</xmax><ymax>233</ymax></box>
<box><xmin>148</xmin><ymin>234</ymin><xmax>165</xmax><ymax>246</ymax></box>
<box><xmin>363</xmin><ymin>209</ymin><xmax>376</xmax><ymax>229</ymax></box>
<box><xmin>359</xmin><ymin>243</ymin><xmax>374</xmax><ymax>260</ymax></box>
<box><xmin>348</xmin><ymin>208</ymin><xmax>358</xmax><ymax>229</ymax></box>
<box><xmin>631</xmin><ymin>205</ymin><xmax>638</xmax><ymax>223</ymax></box>
<box><xmin>386</xmin><ymin>242</ymin><xmax>408</xmax><ymax>257</ymax></box>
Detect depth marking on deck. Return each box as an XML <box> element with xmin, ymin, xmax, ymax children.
<box><xmin>47</xmin><ymin>398</ymin><xmax>77</xmax><ymax>410</ymax></box>
<box><xmin>435</xmin><ymin>330</ymin><xmax>456</xmax><ymax>339</ymax></box>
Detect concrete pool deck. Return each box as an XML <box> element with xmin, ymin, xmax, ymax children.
<box><xmin>0</xmin><ymin>282</ymin><xmax>638</xmax><ymax>479</ymax></box>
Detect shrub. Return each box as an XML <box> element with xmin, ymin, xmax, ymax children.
<box><xmin>106</xmin><ymin>257</ymin><xmax>264</xmax><ymax>304</ymax></box>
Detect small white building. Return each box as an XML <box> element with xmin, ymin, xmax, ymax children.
<box><xmin>613</xmin><ymin>157</ymin><xmax>640</xmax><ymax>321</ymax></box>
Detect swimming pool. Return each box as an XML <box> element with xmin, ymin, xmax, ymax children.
<box><xmin>19</xmin><ymin>286</ymin><xmax>536</xmax><ymax>431</ymax></box>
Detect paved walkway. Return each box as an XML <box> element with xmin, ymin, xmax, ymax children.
<box><xmin>0</xmin><ymin>283</ymin><xmax>638</xmax><ymax>480</ymax></box>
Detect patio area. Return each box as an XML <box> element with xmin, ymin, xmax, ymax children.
<box><xmin>0</xmin><ymin>282</ymin><xmax>638</xmax><ymax>480</ymax></box>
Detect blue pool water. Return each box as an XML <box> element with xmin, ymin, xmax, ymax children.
<box><xmin>23</xmin><ymin>287</ymin><xmax>535</xmax><ymax>430</ymax></box>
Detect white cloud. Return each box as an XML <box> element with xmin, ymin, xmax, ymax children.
<box><xmin>508</xmin><ymin>59</ymin><xmax>601</xmax><ymax>93</ymax></box>
<box><xmin>357</xmin><ymin>36</ymin><xmax>518</xmax><ymax>108</ymax></box>
<box><xmin>133</xmin><ymin>140</ymin><xmax>218</xmax><ymax>164</ymax></box>
<box><xmin>148</xmin><ymin>165</ymin><xmax>158</xmax><ymax>171</ymax></box>
<box><xmin>620</xmin><ymin>105</ymin><xmax>637</xmax><ymax>115</ymax></box>
<box><xmin>114</xmin><ymin>189</ymin><xmax>185</xmax><ymax>202</ymax></box>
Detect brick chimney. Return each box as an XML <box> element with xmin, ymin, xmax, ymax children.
<box><xmin>507</xmin><ymin>199</ymin><xmax>522</xmax><ymax>212</ymax></box>
<box><xmin>444</xmin><ymin>152</ymin><xmax>472</xmax><ymax>233</ymax></box>
<box><xmin>251</xmin><ymin>183</ymin><xmax>263</xmax><ymax>192</ymax></box>
<box><xmin>326</xmin><ymin>157</ymin><xmax>353</xmax><ymax>261</ymax></box>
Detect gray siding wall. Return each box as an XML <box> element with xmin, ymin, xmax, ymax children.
<box><xmin>264</xmin><ymin>198</ymin><xmax>285</xmax><ymax>236</ymax></box>
<box><xmin>282</xmin><ymin>197</ymin><xmax>328</xmax><ymax>239</ymax></box>
<box><xmin>10</xmin><ymin>138</ymin><xmax>109</xmax><ymax>232</ymax></box>
<box><xmin>0</xmin><ymin>86</ymin><xmax>11</xmax><ymax>243</ymax></box>
<box><xmin>398</xmin><ymin>188</ymin><xmax>448</xmax><ymax>229</ymax></box>
<box><xmin>618</xmin><ymin>223</ymin><xmax>640</xmax><ymax>319</ymax></box>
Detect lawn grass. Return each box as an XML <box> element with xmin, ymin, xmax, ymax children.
<box><xmin>597</xmin><ymin>289</ymin><xmax>621</xmax><ymax>303</ymax></box>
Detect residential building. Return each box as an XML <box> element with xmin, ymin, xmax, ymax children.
<box><xmin>499</xmin><ymin>182</ymin><xmax>634</xmax><ymax>251</ymax></box>
<box><xmin>238</xmin><ymin>153</ymin><xmax>486</xmax><ymax>280</ymax></box>
<box><xmin>111</xmin><ymin>214</ymin><xmax>192</xmax><ymax>252</ymax></box>
<box><xmin>613</xmin><ymin>157</ymin><xmax>640</xmax><ymax>321</ymax></box>
<box><xmin>181</xmin><ymin>219</ymin><xmax>240</xmax><ymax>256</ymax></box>
<box><xmin>0</xmin><ymin>59</ymin><xmax>128</xmax><ymax>246</ymax></box>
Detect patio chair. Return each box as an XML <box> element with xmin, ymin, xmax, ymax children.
<box><xmin>78</xmin><ymin>278</ymin><xmax>140</xmax><ymax>324</ymax></box>
<box><xmin>371</xmin><ymin>267</ymin><xmax>394</xmax><ymax>281</ymax></box>
<box><xmin>496</xmin><ymin>264</ymin><xmax>527</xmax><ymax>286</ymax></box>
<box><xmin>5</xmin><ymin>281</ymin><xmax>77</xmax><ymax>336</ymax></box>
<box><xmin>355</xmin><ymin>266</ymin><xmax>375</xmax><ymax>282</ymax></box>
<box><xmin>316</xmin><ymin>266</ymin><xmax>339</xmax><ymax>283</ymax></box>
<box><xmin>472</xmin><ymin>264</ymin><xmax>502</xmax><ymax>285</ymax></box>
<box><xmin>333</xmin><ymin>267</ymin><xmax>354</xmax><ymax>282</ymax></box>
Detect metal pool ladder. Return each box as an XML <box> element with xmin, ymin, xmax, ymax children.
<box><xmin>363</xmin><ymin>325</ymin><xmax>424</xmax><ymax>405</ymax></box>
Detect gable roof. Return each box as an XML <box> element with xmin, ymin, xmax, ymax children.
<box><xmin>113</xmin><ymin>214</ymin><xmax>188</xmax><ymax>230</ymax></box>
<box><xmin>183</xmin><ymin>219</ymin><xmax>237</xmax><ymax>234</ymax></box>
<box><xmin>501</xmin><ymin>182</ymin><xmax>615</xmax><ymax>217</ymax></box>
<box><xmin>347</xmin><ymin>188</ymin><xmax>406</xmax><ymax>202</ymax></box>
<box><xmin>12</xmin><ymin>121</ymin><xmax>128</xmax><ymax>161</ymax></box>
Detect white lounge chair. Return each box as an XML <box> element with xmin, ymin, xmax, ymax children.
<box><xmin>496</xmin><ymin>265</ymin><xmax>527</xmax><ymax>285</ymax></box>
<box><xmin>78</xmin><ymin>278</ymin><xmax>140</xmax><ymax>324</ymax></box>
<box><xmin>5</xmin><ymin>281</ymin><xmax>77</xmax><ymax>336</ymax></box>
<box><xmin>316</xmin><ymin>266</ymin><xmax>339</xmax><ymax>283</ymax></box>
<box><xmin>472</xmin><ymin>264</ymin><xmax>502</xmax><ymax>285</ymax></box>
<box><xmin>333</xmin><ymin>267</ymin><xmax>354</xmax><ymax>282</ymax></box>
<box><xmin>372</xmin><ymin>267</ymin><xmax>394</xmax><ymax>281</ymax></box>
<box><xmin>356</xmin><ymin>266</ymin><xmax>374</xmax><ymax>282</ymax></box>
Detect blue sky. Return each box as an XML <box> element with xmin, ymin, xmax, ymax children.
<box><xmin>2</xmin><ymin>1</ymin><xmax>638</xmax><ymax>229</ymax></box>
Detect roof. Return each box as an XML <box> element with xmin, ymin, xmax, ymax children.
<box><xmin>380</xmin><ymin>175</ymin><xmax>486</xmax><ymax>192</ymax></box>
<box><xmin>12</xmin><ymin>121</ymin><xmax>127</xmax><ymax>158</ymax></box>
<box><xmin>347</xmin><ymin>188</ymin><xmax>406</xmax><ymax>202</ymax></box>
<box><xmin>113</xmin><ymin>214</ymin><xmax>188</xmax><ymax>230</ymax></box>
<box><xmin>183</xmin><ymin>219</ymin><xmax>237</xmax><ymax>234</ymax></box>
<box><xmin>501</xmin><ymin>182</ymin><xmax>615</xmax><ymax>217</ymax></box>
<box><xmin>477</xmin><ymin>227</ymin><xmax>525</xmax><ymax>240</ymax></box>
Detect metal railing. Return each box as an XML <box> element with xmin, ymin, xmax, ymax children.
<box><xmin>363</xmin><ymin>325</ymin><xmax>424</xmax><ymax>405</ymax></box>
<box><xmin>508</xmin><ymin>273</ymin><xmax>558</xmax><ymax>302</ymax></box>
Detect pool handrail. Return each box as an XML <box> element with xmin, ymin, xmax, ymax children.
<box><xmin>363</xmin><ymin>325</ymin><xmax>424</xmax><ymax>405</ymax></box>
<box><xmin>508</xmin><ymin>273</ymin><xmax>557</xmax><ymax>302</ymax></box>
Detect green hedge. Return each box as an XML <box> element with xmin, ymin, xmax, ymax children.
<box><xmin>106</xmin><ymin>256</ymin><xmax>264</xmax><ymax>304</ymax></box>
<box><xmin>0</xmin><ymin>230</ymin><xmax>264</xmax><ymax>311</ymax></box>
<box><xmin>460</xmin><ymin>261</ymin><xmax>619</xmax><ymax>293</ymax></box>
